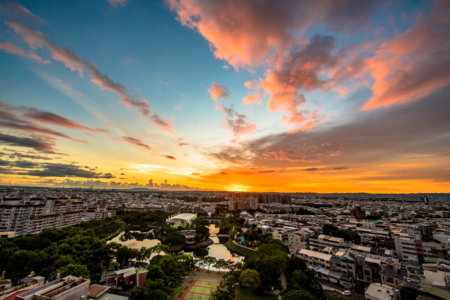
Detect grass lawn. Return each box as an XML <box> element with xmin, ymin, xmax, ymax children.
<box><xmin>195</xmin><ymin>281</ymin><xmax>219</xmax><ymax>288</ymax></box>
<box><xmin>234</xmin><ymin>286</ymin><xmax>278</xmax><ymax>300</ymax></box>
<box><xmin>184</xmin><ymin>293</ymin><xmax>211</xmax><ymax>300</ymax></box>
<box><xmin>224</xmin><ymin>240</ymin><xmax>259</xmax><ymax>259</ymax></box>
<box><xmin>324</xmin><ymin>290</ymin><xmax>350</xmax><ymax>300</ymax></box>
<box><xmin>190</xmin><ymin>286</ymin><xmax>214</xmax><ymax>294</ymax></box>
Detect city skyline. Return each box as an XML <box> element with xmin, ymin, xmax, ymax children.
<box><xmin>1</xmin><ymin>0</ymin><xmax>450</xmax><ymax>193</ymax></box>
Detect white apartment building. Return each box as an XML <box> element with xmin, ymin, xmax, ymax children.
<box><xmin>0</xmin><ymin>198</ymin><xmax>86</xmax><ymax>237</ymax></box>
<box><xmin>393</xmin><ymin>229</ymin><xmax>422</xmax><ymax>262</ymax></box>
<box><xmin>288</xmin><ymin>231</ymin><xmax>308</xmax><ymax>248</ymax></box>
<box><xmin>272</xmin><ymin>227</ymin><xmax>296</xmax><ymax>244</ymax></box>
<box><xmin>309</xmin><ymin>234</ymin><xmax>346</xmax><ymax>249</ymax></box>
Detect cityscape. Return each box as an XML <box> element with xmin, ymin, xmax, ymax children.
<box><xmin>1</xmin><ymin>1</ymin><xmax>450</xmax><ymax>300</ymax></box>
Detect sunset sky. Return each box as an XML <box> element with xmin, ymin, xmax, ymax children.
<box><xmin>0</xmin><ymin>0</ymin><xmax>449</xmax><ymax>193</ymax></box>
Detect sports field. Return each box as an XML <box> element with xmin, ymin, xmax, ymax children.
<box><xmin>195</xmin><ymin>281</ymin><xmax>219</xmax><ymax>288</ymax></box>
<box><xmin>181</xmin><ymin>280</ymin><xmax>220</xmax><ymax>300</ymax></box>
<box><xmin>184</xmin><ymin>293</ymin><xmax>210</xmax><ymax>300</ymax></box>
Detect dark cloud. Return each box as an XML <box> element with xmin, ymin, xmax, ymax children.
<box><xmin>0</xmin><ymin>109</ymin><xmax>88</xmax><ymax>144</ymax></box>
<box><xmin>122</xmin><ymin>137</ymin><xmax>152</xmax><ymax>150</ymax></box>
<box><xmin>99</xmin><ymin>173</ymin><xmax>114</xmax><ymax>179</ymax></box>
<box><xmin>0</xmin><ymin>133</ymin><xmax>58</xmax><ymax>153</ymax></box>
<box><xmin>22</xmin><ymin>108</ymin><xmax>111</xmax><ymax>134</ymax></box>
<box><xmin>257</xmin><ymin>170</ymin><xmax>275</xmax><ymax>173</ymax></box>
<box><xmin>0</xmin><ymin>167</ymin><xmax>16</xmax><ymax>174</ymax></box>
<box><xmin>165</xmin><ymin>155</ymin><xmax>176</xmax><ymax>160</ymax></box>
<box><xmin>120</xmin><ymin>173</ymin><xmax>125</xmax><ymax>175</ymax></box>
<box><xmin>179</xmin><ymin>143</ymin><xmax>188</xmax><ymax>146</ymax></box>
<box><xmin>303</xmin><ymin>166</ymin><xmax>349</xmax><ymax>172</ymax></box>
<box><xmin>20</xmin><ymin>163</ymin><xmax>116</xmax><ymax>178</ymax></box>
<box><xmin>5</xmin><ymin>151</ymin><xmax>53</xmax><ymax>160</ymax></box>
<box><xmin>14</xmin><ymin>160</ymin><xmax>39</xmax><ymax>168</ymax></box>
<box><xmin>0</xmin><ymin>159</ymin><xmax>11</xmax><ymax>166</ymax></box>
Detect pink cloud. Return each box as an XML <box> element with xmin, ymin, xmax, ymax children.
<box><xmin>362</xmin><ymin>1</ymin><xmax>450</xmax><ymax>110</ymax></box>
<box><xmin>242</xmin><ymin>95</ymin><xmax>261</xmax><ymax>105</ymax></box>
<box><xmin>208</xmin><ymin>83</ymin><xmax>231</xmax><ymax>102</ymax></box>
<box><xmin>167</xmin><ymin>0</ymin><xmax>377</xmax><ymax>70</ymax></box>
<box><xmin>108</xmin><ymin>0</ymin><xmax>128</xmax><ymax>8</ymax></box>
<box><xmin>0</xmin><ymin>42</ymin><xmax>50</xmax><ymax>64</ymax></box>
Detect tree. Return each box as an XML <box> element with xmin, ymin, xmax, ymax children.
<box><xmin>239</xmin><ymin>269</ymin><xmax>261</xmax><ymax>291</ymax></box>
<box><xmin>54</xmin><ymin>264</ymin><xmax>90</xmax><ymax>280</ymax></box>
<box><xmin>151</xmin><ymin>244</ymin><xmax>170</xmax><ymax>257</ymax></box>
<box><xmin>129</xmin><ymin>279</ymin><xmax>170</xmax><ymax>300</ymax></box>
<box><xmin>292</xmin><ymin>270</ymin><xmax>307</xmax><ymax>290</ymax></box>
<box><xmin>116</xmin><ymin>246</ymin><xmax>137</xmax><ymax>267</ymax></box>
<box><xmin>146</xmin><ymin>265</ymin><xmax>166</xmax><ymax>281</ymax></box>
<box><xmin>214</xmin><ymin>258</ymin><xmax>228</xmax><ymax>273</ymax></box>
<box><xmin>282</xmin><ymin>290</ymin><xmax>314</xmax><ymax>300</ymax></box>
<box><xmin>204</xmin><ymin>256</ymin><xmax>217</xmax><ymax>271</ymax></box>
<box><xmin>285</xmin><ymin>256</ymin><xmax>307</xmax><ymax>281</ymax></box>
<box><xmin>197</xmin><ymin>256</ymin><xmax>208</xmax><ymax>270</ymax></box>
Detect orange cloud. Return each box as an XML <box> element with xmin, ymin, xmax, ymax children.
<box><xmin>362</xmin><ymin>1</ymin><xmax>450</xmax><ymax>110</ymax></box>
<box><xmin>208</xmin><ymin>83</ymin><xmax>231</xmax><ymax>102</ymax></box>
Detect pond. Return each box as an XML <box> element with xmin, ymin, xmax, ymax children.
<box><xmin>109</xmin><ymin>225</ymin><xmax>243</xmax><ymax>271</ymax></box>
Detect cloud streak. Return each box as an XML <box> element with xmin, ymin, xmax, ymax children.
<box><xmin>6</xmin><ymin>19</ymin><xmax>172</xmax><ymax>133</ymax></box>
<box><xmin>122</xmin><ymin>137</ymin><xmax>152</xmax><ymax>150</ymax></box>
<box><xmin>0</xmin><ymin>42</ymin><xmax>50</xmax><ymax>63</ymax></box>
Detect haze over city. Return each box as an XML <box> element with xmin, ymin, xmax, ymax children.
<box><xmin>1</xmin><ymin>0</ymin><xmax>450</xmax><ymax>193</ymax></box>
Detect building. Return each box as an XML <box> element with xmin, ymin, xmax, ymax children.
<box><xmin>365</xmin><ymin>283</ymin><xmax>400</xmax><ymax>300</ymax></box>
<box><xmin>248</xmin><ymin>197</ymin><xmax>258</xmax><ymax>209</ymax></box>
<box><xmin>166</xmin><ymin>213</ymin><xmax>197</xmax><ymax>226</ymax></box>
<box><xmin>0</xmin><ymin>272</ymin><xmax>45</xmax><ymax>300</ymax></box>
<box><xmin>0</xmin><ymin>198</ymin><xmax>85</xmax><ymax>237</ymax></box>
<box><xmin>272</xmin><ymin>228</ymin><xmax>296</xmax><ymax>244</ymax></box>
<box><xmin>288</xmin><ymin>231</ymin><xmax>308</xmax><ymax>248</ymax></box>
<box><xmin>350</xmin><ymin>206</ymin><xmax>366</xmax><ymax>219</ymax></box>
<box><xmin>380</xmin><ymin>261</ymin><xmax>408</xmax><ymax>289</ymax></box>
<box><xmin>16</xmin><ymin>276</ymin><xmax>89</xmax><ymax>300</ymax></box>
<box><xmin>309</xmin><ymin>234</ymin><xmax>346</xmax><ymax>249</ymax></box>
<box><xmin>393</xmin><ymin>229</ymin><xmax>422</xmax><ymax>263</ymax></box>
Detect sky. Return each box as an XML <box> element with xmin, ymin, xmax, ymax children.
<box><xmin>0</xmin><ymin>0</ymin><xmax>449</xmax><ymax>193</ymax></box>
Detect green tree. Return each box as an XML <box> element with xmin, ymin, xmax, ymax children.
<box><xmin>151</xmin><ymin>244</ymin><xmax>170</xmax><ymax>257</ymax></box>
<box><xmin>239</xmin><ymin>269</ymin><xmax>261</xmax><ymax>291</ymax></box>
<box><xmin>214</xmin><ymin>258</ymin><xmax>228</xmax><ymax>272</ymax></box>
<box><xmin>285</xmin><ymin>256</ymin><xmax>307</xmax><ymax>281</ymax></box>
<box><xmin>292</xmin><ymin>270</ymin><xmax>307</xmax><ymax>290</ymax></box>
<box><xmin>282</xmin><ymin>290</ymin><xmax>314</xmax><ymax>300</ymax></box>
<box><xmin>53</xmin><ymin>264</ymin><xmax>90</xmax><ymax>280</ymax></box>
<box><xmin>204</xmin><ymin>256</ymin><xmax>217</xmax><ymax>271</ymax></box>
<box><xmin>146</xmin><ymin>265</ymin><xmax>166</xmax><ymax>281</ymax></box>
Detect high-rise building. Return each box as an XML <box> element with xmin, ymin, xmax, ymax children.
<box><xmin>248</xmin><ymin>197</ymin><xmax>258</xmax><ymax>209</ymax></box>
